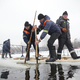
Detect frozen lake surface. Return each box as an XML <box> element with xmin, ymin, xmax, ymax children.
<box><xmin>0</xmin><ymin>49</ymin><xmax>80</xmax><ymax>80</ymax></box>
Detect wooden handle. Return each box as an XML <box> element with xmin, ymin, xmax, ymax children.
<box><xmin>35</xmin><ymin>11</ymin><xmax>38</xmax><ymax>64</ymax></box>
<box><xmin>35</xmin><ymin>28</ymin><xmax>38</xmax><ymax>57</ymax></box>
<box><xmin>24</xmin><ymin>11</ymin><xmax>37</xmax><ymax>64</ymax></box>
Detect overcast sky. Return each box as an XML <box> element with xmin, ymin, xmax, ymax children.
<box><xmin>0</xmin><ymin>0</ymin><xmax>80</xmax><ymax>46</ymax></box>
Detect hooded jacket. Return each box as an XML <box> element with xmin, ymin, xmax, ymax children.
<box><xmin>56</xmin><ymin>16</ymin><xmax>70</xmax><ymax>38</ymax></box>
<box><xmin>3</xmin><ymin>40</ymin><xmax>10</xmax><ymax>53</ymax></box>
<box><xmin>23</xmin><ymin>25</ymin><xmax>35</xmax><ymax>44</ymax></box>
<box><xmin>37</xmin><ymin>15</ymin><xmax>62</xmax><ymax>40</ymax></box>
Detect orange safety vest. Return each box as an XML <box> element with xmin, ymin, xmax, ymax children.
<box><xmin>40</xmin><ymin>19</ymin><xmax>50</xmax><ymax>26</ymax></box>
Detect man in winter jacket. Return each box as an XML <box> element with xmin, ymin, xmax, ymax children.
<box><xmin>2</xmin><ymin>39</ymin><xmax>12</xmax><ymax>58</ymax></box>
<box><xmin>56</xmin><ymin>11</ymin><xmax>80</xmax><ymax>59</ymax></box>
<box><xmin>34</xmin><ymin>13</ymin><xmax>62</xmax><ymax>62</ymax></box>
<box><xmin>23</xmin><ymin>21</ymin><xmax>39</xmax><ymax>61</ymax></box>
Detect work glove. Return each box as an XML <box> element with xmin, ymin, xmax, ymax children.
<box><xmin>27</xmin><ymin>41</ymin><xmax>31</xmax><ymax>45</ymax></box>
<box><xmin>31</xmin><ymin>29</ymin><xmax>34</xmax><ymax>32</ymax></box>
<box><xmin>31</xmin><ymin>28</ymin><xmax>35</xmax><ymax>32</ymax></box>
<box><xmin>62</xmin><ymin>28</ymin><xmax>67</xmax><ymax>32</ymax></box>
<box><xmin>33</xmin><ymin>25</ymin><xmax>37</xmax><ymax>29</ymax></box>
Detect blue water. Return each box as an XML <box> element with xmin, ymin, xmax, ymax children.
<box><xmin>0</xmin><ymin>63</ymin><xmax>80</xmax><ymax>80</ymax></box>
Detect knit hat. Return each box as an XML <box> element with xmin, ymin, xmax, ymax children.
<box><xmin>63</xmin><ymin>11</ymin><xmax>68</xmax><ymax>15</ymax></box>
<box><xmin>38</xmin><ymin>13</ymin><xmax>45</xmax><ymax>20</ymax></box>
<box><xmin>24</xmin><ymin>21</ymin><xmax>30</xmax><ymax>27</ymax></box>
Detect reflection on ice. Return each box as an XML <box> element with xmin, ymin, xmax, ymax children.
<box><xmin>0</xmin><ymin>64</ymin><xmax>80</xmax><ymax>80</ymax></box>
<box><xmin>25</xmin><ymin>64</ymin><xmax>80</xmax><ymax>80</ymax></box>
<box><xmin>1</xmin><ymin>71</ymin><xmax>9</xmax><ymax>79</ymax></box>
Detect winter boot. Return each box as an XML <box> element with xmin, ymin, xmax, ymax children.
<box><xmin>46</xmin><ymin>46</ymin><xmax>56</xmax><ymax>62</ymax></box>
<box><xmin>9</xmin><ymin>53</ymin><xmax>12</xmax><ymax>58</ymax></box>
<box><xmin>26</xmin><ymin>51</ymin><xmax>30</xmax><ymax>61</ymax></box>
<box><xmin>56</xmin><ymin>53</ymin><xmax>61</xmax><ymax>60</ymax></box>
<box><xmin>39</xmin><ymin>53</ymin><xmax>43</xmax><ymax>57</ymax></box>
<box><xmin>70</xmin><ymin>52</ymin><xmax>80</xmax><ymax>59</ymax></box>
<box><xmin>2</xmin><ymin>53</ymin><xmax>4</xmax><ymax>58</ymax></box>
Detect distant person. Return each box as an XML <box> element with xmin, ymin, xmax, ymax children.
<box><xmin>56</xmin><ymin>11</ymin><xmax>80</xmax><ymax>60</ymax></box>
<box><xmin>34</xmin><ymin>13</ymin><xmax>62</xmax><ymax>62</ymax></box>
<box><xmin>23</xmin><ymin>21</ymin><xmax>40</xmax><ymax>61</ymax></box>
<box><xmin>2</xmin><ymin>39</ymin><xmax>12</xmax><ymax>58</ymax></box>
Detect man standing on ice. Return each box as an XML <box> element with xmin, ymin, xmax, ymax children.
<box><xmin>23</xmin><ymin>21</ymin><xmax>40</xmax><ymax>61</ymax></box>
<box><xmin>2</xmin><ymin>39</ymin><xmax>12</xmax><ymax>58</ymax></box>
<box><xmin>34</xmin><ymin>13</ymin><xmax>62</xmax><ymax>62</ymax></box>
<box><xmin>56</xmin><ymin>11</ymin><xmax>80</xmax><ymax>60</ymax></box>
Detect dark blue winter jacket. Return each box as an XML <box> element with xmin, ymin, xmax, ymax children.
<box><xmin>37</xmin><ymin>15</ymin><xmax>62</xmax><ymax>39</ymax></box>
<box><xmin>23</xmin><ymin>25</ymin><xmax>35</xmax><ymax>44</ymax></box>
<box><xmin>3</xmin><ymin>40</ymin><xmax>10</xmax><ymax>53</ymax></box>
